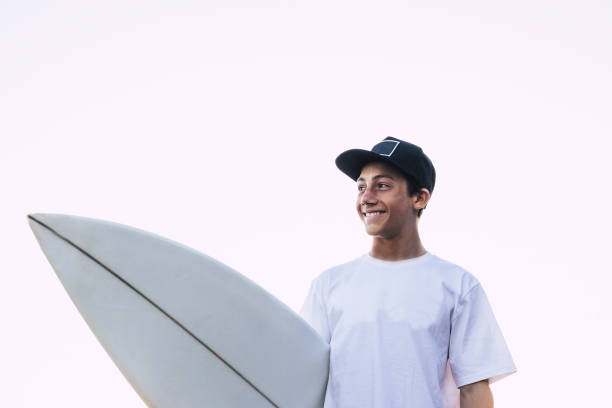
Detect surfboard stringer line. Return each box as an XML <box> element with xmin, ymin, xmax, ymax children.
<box><xmin>28</xmin><ymin>214</ymin><xmax>279</xmax><ymax>408</ymax></box>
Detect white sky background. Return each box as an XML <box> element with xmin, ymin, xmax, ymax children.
<box><xmin>1</xmin><ymin>1</ymin><xmax>611</xmax><ymax>406</ymax></box>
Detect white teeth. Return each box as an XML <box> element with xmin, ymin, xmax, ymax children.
<box><xmin>365</xmin><ymin>212</ymin><xmax>383</xmax><ymax>217</ymax></box>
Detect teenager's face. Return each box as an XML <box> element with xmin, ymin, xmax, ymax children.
<box><xmin>356</xmin><ymin>162</ymin><xmax>416</xmax><ymax>239</ymax></box>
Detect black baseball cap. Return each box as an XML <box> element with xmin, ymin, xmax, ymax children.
<box><xmin>335</xmin><ymin>136</ymin><xmax>436</xmax><ymax>193</ymax></box>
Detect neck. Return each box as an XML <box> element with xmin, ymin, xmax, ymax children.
<box><xmin>369</xmin><ymin>226</ymin><xmax>426</xmax><ymax>261</ymax></box>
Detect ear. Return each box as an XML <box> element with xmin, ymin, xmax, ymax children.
<box><xmin>413</xmin><ymin>188</ymin><xmax>431</xmax><ymax>210</ymax></box>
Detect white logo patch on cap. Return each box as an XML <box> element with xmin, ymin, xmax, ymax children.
<box><xmin>372</xmin><ymin>140</ymin><xmax>399</xmax><ymax>157</ymax></box>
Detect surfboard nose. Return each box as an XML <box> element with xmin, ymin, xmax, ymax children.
<box><xmin>28</xmin><ymin>213</ymin><xmax>56</xmax><ymax>244</ymax></box>
<box><xmin>28</xmin><ymin>214</ymin><xmax>62</xmax><ymax>230</ymax></box>
<box><xmin>28</xmin><ymin>213</ymin><xmax>42</xmax><ymax>227</ymax></box>
<box><xmin>28</xmin><ymin>214</ymin><xmax>46</xmax><ymax>242</ymax></box>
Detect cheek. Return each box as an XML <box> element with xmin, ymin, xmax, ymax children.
<box><xmin>387</xmin><ymin>196</ymin><xmax>412</xmax><ymax>217</ymax></box>
<box><xmin>355</xmin><ymin>202</ymin><xmax>363</xmax><ymax>218</ymax></box>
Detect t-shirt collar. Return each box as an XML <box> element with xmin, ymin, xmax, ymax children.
<box><xmin>363</xmin><ymin>251</ymin><xmax>432</xmax><ymax>267</ymax></box>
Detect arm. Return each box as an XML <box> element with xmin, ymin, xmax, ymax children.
<box><xmin>459</xmin><ymin>380</ymin><xmax>493</xmax><ymax>408</ymax></box>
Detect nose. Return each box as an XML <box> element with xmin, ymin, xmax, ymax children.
<box><xmin>360</xmin><ymin>186</ymin><xmax>377</xmax><ymax>206</ymax></box>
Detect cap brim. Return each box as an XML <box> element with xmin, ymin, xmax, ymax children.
<box><xmin>335</xmin><ymin>149</ymin><xmax>396</xmax><ymax>181</ymax></box>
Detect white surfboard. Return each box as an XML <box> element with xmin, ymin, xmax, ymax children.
<box><xmin>28</xmin><ymin>213</ymin><xmax>329</xmax><ymax>408</ymax></box>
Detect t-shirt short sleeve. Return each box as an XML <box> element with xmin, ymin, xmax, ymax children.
<box><xmin>300</xmin><ymin>278</ymin><xmax>331</xmax><ymax>343</ymax></box>
<box><xmin>449</xmin><ymin>283</ymin><xmax>517</xmax><ymax>387</ymax></box>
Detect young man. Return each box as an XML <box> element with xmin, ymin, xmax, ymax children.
<box><xmin>301</xmin><ymin>137</ymin><xmax>516</xmax><ymax>408</ymax></box>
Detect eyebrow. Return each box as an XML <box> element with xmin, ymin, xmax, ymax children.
<box><xmin>357</xmin><ymin>174</ymin><xmax>395</xmax><ymax>182</ymax></box>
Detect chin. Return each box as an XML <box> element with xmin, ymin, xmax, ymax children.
<box><xmin>364</xmin><ymin>225</ymin><xmax>383</xmax><ymax>236</ymax></box>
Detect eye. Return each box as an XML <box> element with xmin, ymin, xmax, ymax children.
<box><xmin>357</xmin><ymin>185</ymin><xmax>366</xmax><ymax>192</ymax></box>
<box><xmin>378</xmin><ymin>183</ymin><xmax>390</xmax><ymax>189</ymax></box>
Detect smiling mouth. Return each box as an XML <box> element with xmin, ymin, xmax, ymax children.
<box><xmin>363</xmin><ymin>211</ymin><xmax>386</xmax><ymax>217</ymax></box>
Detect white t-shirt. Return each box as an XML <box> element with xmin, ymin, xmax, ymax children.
<box><xmin>300</xmin><ymin>252</ymin><xmax>516</xmax><ymax>408</ymax></box>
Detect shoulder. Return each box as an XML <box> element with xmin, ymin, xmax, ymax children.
<box><xmin>309</xmin><ymin>255</ymin><xmax>366</xmax><ymax>292</ymax></box>
<box><xmin>425</xmin><ymin>253</ymin><xmax>481</xmax><ymax>296</ymax></box>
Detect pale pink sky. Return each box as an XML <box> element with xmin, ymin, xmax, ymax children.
<box><xmin>2</xmin><ymin>1</ymin><xmax>611</xmax><ymax>406</ymax></box>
